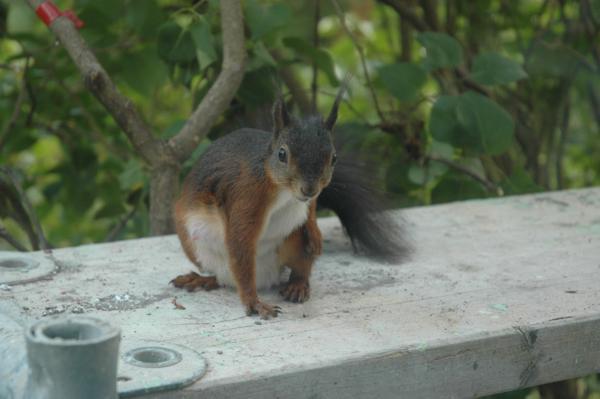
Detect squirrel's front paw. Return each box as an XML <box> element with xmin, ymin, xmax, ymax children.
<box><xmin>280</xmin><ymin>280</ymin><xmax>310</xmax><ymax>303</ymax></box>
<box><xmin>245</xmin><ymin>299</ymin><xmax>281</xmax><ymax>319</ymax></box>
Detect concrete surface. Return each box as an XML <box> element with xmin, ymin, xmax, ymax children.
<box><xmin>1</xmin><ymin>188</ymin><xmax>600</xmax><ymax>398</ymax></box>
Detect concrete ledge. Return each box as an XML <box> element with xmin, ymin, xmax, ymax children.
<box><xmin>1</xmin><ymin>188</ymin><xmax>600</xmax><ymax>398</ymax></box>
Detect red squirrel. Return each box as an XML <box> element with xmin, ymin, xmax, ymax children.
<box><xmin>171</xmin><ymin>85</ymin><xmax>408</xmax><ymax>319</ymax></box>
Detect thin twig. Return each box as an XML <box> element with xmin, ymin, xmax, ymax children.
<box><xmin>2</xmin><ymin>168</ymin><xmax>51</xmax><ymax>250</ymax></box>
<box><xmin>104</xmin><ymin>203</ymin><xmax>140</xmax><ymax>242</ymax></box>
<box><xmin>445</xmin><ymin>0</ymin><xmax>456</xmax><ymax>35</ymax></box>
<box><xmin>426</xmin><ymin>154</ymin><xmax>502</xmax><ymax>194</ymax></box>
<box><xmin>455</xmin><ymin>67</ymin><xmax>491</xmax><ymax>97</ymax></box>
<box><xmin>0</xmin><ymin>225</ymin><xmax>28</xmax><ymax>251</ymax></box>
<box><xmin>378</xmin><ymin>0</ymin><xmax>429</xmax><ymax>31</ymax></box>
<box><xmin>330</xmin><ymin>0</ymin><xmax>387</xmax><ymax>121</ymax></box>
<box><xmin>399</xmin><ymin>12</ymin><xmax>413</xmax><ymax>61</ymax></box>
<box><xmin>419</xmin><ymin>0</ymin><xmax>439</xmax><ymax>31</ymax></box>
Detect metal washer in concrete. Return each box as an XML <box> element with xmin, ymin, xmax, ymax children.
<box><xmin>118</xmin><ymin>340</ymin><xmax>207</xmax><ymax>397</ymax></box>
<box><xmin>0</xmin><ymin>252</ymin><xmax>57</xmax><ymax>286</ymax></box>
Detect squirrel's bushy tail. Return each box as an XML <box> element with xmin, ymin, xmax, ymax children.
<box><xmin>317</xmin><ymin>160</ymin><xmax>411</xmax><ymax>263</ymax></box>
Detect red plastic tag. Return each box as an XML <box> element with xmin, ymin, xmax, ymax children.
<box><xmin>36</xmin><ymin>1</ymin><xmax>84</xmax><ymax>29</ymax></box>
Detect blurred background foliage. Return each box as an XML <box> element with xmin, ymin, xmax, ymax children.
<box><xmin>1</xmin><ymin>0</ymin><xmax>599</xmax><ymax>248</ymax></box>
<box><xmin>1</xmin><ymin>0</ymin><xmax>599</xmax><ymax>397</ymax></box>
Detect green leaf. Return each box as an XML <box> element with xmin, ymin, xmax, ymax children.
<box><xmin>189</xmin><ymin>17</ymin><xmax>217</xmax><ymax>70</ymax></box>
<box><xmin>157</xmin><ymin>22</ymin><xmax>196</xmax><ymax>64</ymax></box>
<box><xmin>282</xmin><ymin>37</ymin><xmax>338</xmax><ymax>85</ymax></box>
<box><xmin>431</xmin><ymin>172</ymin><xmax>487</xmax><ymax>204</ymax></box>
<box><xmin>416</xmin><ymin>32</ymin><xmax>463</xmax><ymax>70</ymax></box>
<box><xmin>525</xmin><ymin>41</ymin><xmax>580</xmax><ymax>77</ymax></box>
<box><xmin>429</xmin><ymin>140</ymin><xmax>455</xmax><ymax>159</ymax></box>
<box><xmin>500</xmin><ymin>168</ymin><xmax>543</xmax><ymax>195</ymax></box>
<box><xmin>430</xmin><ymin>95</ymin><xmax>461</xmax><ymax>145</ymax></box>
<box><xmin>377</xmin><ymin>63</ymin><xmax>427</xmax><ymax>101</ymax></box>
<box><xmin>471</xmin><ymin>52</ymin><xmax>528</xmax><ymax>86</ymax></box>
<box><xmin>77</xmin><ymin>0</ymin><xmax>122</xmax><ymax>33</ymax></box>
<box><xmin>245</xmin><ymin>0</ymin><xmax>291</xmax><ymax>40</ymax></box>
<box><xmin>7</xmin><ymin>2</ymin><xmax>36</xmax><ymax>34</ymax></box>
<box><xmin>125</xmin><ymin>0</ymin><xmax>164</xmax><ymax>39</ymax></box>
<box><xmin>247</xmin><ymin>41</ymin><xmax>277</xmax><ymax>71</ymax></box>
<box><xmin>118</xmin><ymin>45</ymin><xmax>168</xmax><ymax>96</ymax></box>
<box><xmin>407</xmin><ymin>161</ymin><xmax>447</xmax><ymax>185</ymax></box>
<box><xmin>119</xmin><ymin>160</ymin><xmax>145</xmax><ymax>190</ymax></box>
<box><xmin>430</xmin><ymin>91</ymin><xmax>514</xmax><ymax>155</ymax></box>
<box><xmin>385</xmin><ymin>161</ymin><xmax>415</xmax><ymax>192</ymax></box>
<box><xmin>458</xmin><ymin>92</ymin><xmax>514</xmax><ymax>154</ymax></box>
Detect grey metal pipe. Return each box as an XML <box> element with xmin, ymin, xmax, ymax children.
<box><xmin>24</xmin><ymin>316</ymin><xmax>120</xmax><ymax>399</ymax></box>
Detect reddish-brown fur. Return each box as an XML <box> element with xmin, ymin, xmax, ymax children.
<box><xmin>173</xmin><ymin>161</ymin><xmax>290</xmax><ymax>318</ymax></box>
<box><xmin>278</xmin><ymin>201</ymin><xmax>322</xmax><ymax>302</ymax></box>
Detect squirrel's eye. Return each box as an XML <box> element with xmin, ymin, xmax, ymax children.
<box><xmin>278</xmin><ymin>147</ymin><xmax>287</xmax><ymax>163</ymax></box>
<box><xmin>331</xmin><ymin>153</ymin><xmax>337</xmax><ymax>166</ymax></box>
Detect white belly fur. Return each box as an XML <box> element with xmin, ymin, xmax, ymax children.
<box><xmin>184</xmin><ymin>189</ymin><xmax>309</xmax><ymax>290</ymax></box>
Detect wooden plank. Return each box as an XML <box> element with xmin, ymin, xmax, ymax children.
<box><xmin>1</xmin><ymin>188</ymin><xmax>600</xmax><ymax>398</ymax></box>
<box><xmin>144</xmin><ymin>316</ymin><xmax>600</xmax><ymax>399</ymax></box>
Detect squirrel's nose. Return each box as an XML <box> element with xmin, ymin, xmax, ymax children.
<box><xmin>301</xmin><ymin>187</ymin><xmax>318</xmax><ymax>198</ymax></box>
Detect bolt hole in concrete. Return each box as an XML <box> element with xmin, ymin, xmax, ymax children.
<box><xmin>0</xmin><ymin>258</ymin><xmax>29</xmax><ymax>268</ymax></box>
<box><xmin>41</xmin><ymin>322</ymin><xmax>105</xmax><ymax>341</ymax></box>
<box><xmin>124</xmin><ymin>347</ymin><xmax>182</xmax><ymax>368</ymax></box>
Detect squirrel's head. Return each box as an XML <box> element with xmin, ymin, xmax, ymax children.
<box><xmin>267</xmin><ymin>90</ymin><xmax>344</xmax><ymax>202</ymax></box>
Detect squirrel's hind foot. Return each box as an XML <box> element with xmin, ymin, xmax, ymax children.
<box><xmin>245</xmin><ymin>299</ymin><xmax>281</xmax><ymax>319</ymax></box>
<box><xmin>170</xmin><ymin>272</ymin><xmax>219</xmax><ymax>292</ymax></box>
<box><xmin>279</xmin><ymin>281</ymin><xmax>310</xmax><ymax>303</ymax></box>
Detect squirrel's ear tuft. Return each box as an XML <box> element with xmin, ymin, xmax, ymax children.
<box><xmin>272</xmin><ymin>98</ymin><xmax>291</xmax><ymax>135</ymax></box>
<box><xmin>325</xmin><ymin>74</ymin><xmax>351</xmax><ymax>131</ymax></box>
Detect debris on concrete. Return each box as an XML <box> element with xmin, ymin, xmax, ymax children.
<box><xmin>172</xmin><ymin>297</ymin><xmax>186</xmax><ymax>310</ymax></box>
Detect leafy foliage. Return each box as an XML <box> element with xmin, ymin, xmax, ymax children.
<box><xmin>0</xmin><ymin>0</ymin><xmax>599</xmax><ymax>258</ymax></box>
<box><xmin>470</xmin><ymin>52</ymin><xmax>528</xmax><ymax>86</ymax></box>
<box><xmin>416</xmin><ymin>32</ymin><xmax>464</xmax><ymax>70</ymax></box>
<box><xmin>430</xmin><ymin>92</ymin><xmax>514</xmax><ymax>155</ymax></box>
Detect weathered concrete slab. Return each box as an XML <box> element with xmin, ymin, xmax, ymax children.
<box><xmin>1</xmin><ymin>188</ymin><xmax>600</xmax><ymax>398</ymax></box>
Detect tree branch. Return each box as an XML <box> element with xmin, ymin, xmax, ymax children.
<box><xmin>378</xmin><ymin>0</ymin><xmax>429</xmax><ymax>32</ymax></box>
<box><xmin>426</xmin><ymin>154</ymin><xmax>502</xmax><ymax>194</ymax></box>
<box><xmin>445</xmin><ymin>0</ymin><xmax>456</xmax><ymax>35</ymax></box>
<box><xmin>25</xmin><ymin>0</ymin><xmax>247</xmax><ymax>235</ymax></box>
<box><xmin>419</xmin><ymin>0</ymin><xmax>439</xmax><ymax>31</ymax></box>
<box><xmin>104</xmin><ymin>203</ymin><xmax>139</xmax><ymax>242</ymax></box>
<box><xmin>25</xmin><ymin>0</ymin><xmax>164</xmax><ymax>166</ymax></box>
<box><xmin>0</xmin><ymin>167</ymin><xmax>51</xmax><ymax>250</ymax></box>
<box><xmin>0</xmin><ymin>225</ymin><xmax>28</xmax><ymax>252</ymax></box>
<box><xmin>400</xmin><ymin>14</ymin><xmax>413</xmax><ymax>61</ymax></box>
<box><xmin>330</xmin><ymin>0</ymin><xmax>386</xmax><ymax>121</ymax></box>
<box><xmin>168</xmin><ymin>0</ymin><xmax>246</xmax><ymax>163</ymax></box>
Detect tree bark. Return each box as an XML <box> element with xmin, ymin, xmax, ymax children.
<box><xmin>150</xmin><ymin>164</ymin><xmax>180</xmax><ymax>235</ymax></box>
<box><xmin>24</xmin><ymin>0</ymin><xmax>246</xmax><ymax>236</ymax></box>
